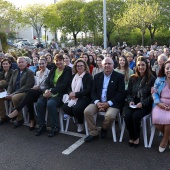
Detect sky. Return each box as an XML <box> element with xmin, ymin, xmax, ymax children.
<box><xmin>6</xmin><ymin>0</ymin><xmax>55</xmax><ymax>7</ymax></box>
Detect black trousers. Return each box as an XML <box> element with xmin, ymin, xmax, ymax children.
<box><xmin>15</xmin><ymin>89</ymin><xmax>42</xmax><ymax>120</ymax></box>
<box><xmin>123</xmin><ymin>106</ymin><xmax>149</xmax><ymax>140</ymax></box>
<box><xmin>62</xmin><ymin>96</ymin><xmax>91</xmax><ymax>124</ymax></box>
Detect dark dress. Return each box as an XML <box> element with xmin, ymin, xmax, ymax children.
<box><xmin>123</xmin><ymin>75</ymin><xmax>155</xmax><ymax>140</ymax></box>
<box><xmin>62</xmin><ymin>73</ymin><xmax>93</xmax><ymax>124</ymax></box>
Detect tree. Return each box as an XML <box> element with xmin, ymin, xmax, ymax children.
<box><xmin>82</xmin><ymin>0</ymin><xmax>103</xmax><ymax>45</ymax></box>
<box><xmin>56</xmin><ymin>0</ymin><xmax>85</xmax><ymax>46</ymax></box>
<box><xmin>116</xmin><ymin>0</ymin><xmax>160</xmax><ymax>45</ymax></box>
<box><xmin>0</xmin><ymin>0</ymin><xmax>19</xmax><ymax>31</ymax></box>
<box><xmin>20</xmin><ymin>4</ymin><xmax>46</xmax><ymax>41</ymax></box>
<box><xmin>44</xmin><ymin>4</ymin><xmax>61</xmax><ymax>41</ymax></box>
<box><xmin>106</xmin><ymin>0</ymin><xmax>124</xmax><ymax>43</ymax></box>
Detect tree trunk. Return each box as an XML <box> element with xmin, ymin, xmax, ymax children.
<box><xmin>141</xmin><ymin>30</ymin><xmax>145</xmax><ymax>46</ymax></box>
<box><xmin>148</xmin><ymin>25</ymin><xmax>156</xmax><ymax>44</ymax></box>
<box><xmin>73</xmin><ymin>33</ymin><xmax>77</xmax><ymax>46</ymax></box>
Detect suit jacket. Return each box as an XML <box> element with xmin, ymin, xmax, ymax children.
<box><xmin>92</xmin><ymin>70</ymin><xmax>125</xmax><ymax>109</ymax></box>
<box><xmin>67</xmin><ymin>73</ymin><xmax>93</xmax><ymax>100</ymax></box>
<box><xmin>7</xmin><ymin>68</ymin><xmax>35</xmax><ymax>95</ymax></box>
<box><xmin>45</xmin><ymin>65</ymin><xmax>72</xmax><ymax>96</ymax></box>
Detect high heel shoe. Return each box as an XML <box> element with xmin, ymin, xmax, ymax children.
<box><xmin>128</xmin><ymin>140</ymin><xmax>134</xmax><ymax>147</ymax></box>
<box><xmin>159</xmin><ymin>146</ymin><xmax>166</xmax><ymax>153</ymax></box>
<box><xmin>29</xmin><ymin>121</ymin><xmax>36</xmax><ymax>131</ymax></box>
<box><xmin>133</xmin><ymin>138</ymin><xmax>140</xmax><ymax>148</ymax></box>
<box><xmin>4</xmin><ymin>115</ymin><xmax>17</xmax><ymax>121</ymax></box>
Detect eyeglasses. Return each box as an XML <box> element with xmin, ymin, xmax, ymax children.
<box><xmin>76</xmin><ymin>65</ymin><xmax>84</xmax><ymax>68</ymax></box>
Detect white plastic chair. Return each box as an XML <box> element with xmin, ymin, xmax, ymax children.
<box><xmin>148</xmin><ymin>124</ymin><xmax>156</xmax><ymax>148</ymax></box>
<box><xmin>85</xmin><ymin>112</ymin><xmax>122</xmax><ymax>142</ymax></box>
<box><xmin>119</xmin><ymin>114</ymin><xmax>151</xmax><ymax>148</ymax></box>
<box><xmin>4</xmin><ymin>100</ymin><xmax>12</xmax><ymax>115</ymax></box>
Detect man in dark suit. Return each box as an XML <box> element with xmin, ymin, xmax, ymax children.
<box><xmin>84</xmin><ymin>57</ymin><xmax>125</xmax><ymax>142</ymax></box>
<box><xmin>6</xmin><ymin>57</ymin><xmax>35</xmax><ymax>128</ymax></box>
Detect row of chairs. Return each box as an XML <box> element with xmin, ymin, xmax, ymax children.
<box><xmin>65</xmin><ymin>111</ymin><xmax>157</xmax><ymax>148</ymax></box>
<box><xmin>4</xmin><ymin>100</ymin><xmax>157</xmax><ymax>148</ymax></box>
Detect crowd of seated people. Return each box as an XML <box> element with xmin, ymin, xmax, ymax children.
<box><xmin>0</xmin><ymin>44</ymin><xmax>170</xmax><ymax>153</ymax></box>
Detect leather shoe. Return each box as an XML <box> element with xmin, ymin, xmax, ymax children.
<box><xmin>13</xmin><ymin>119</ymin><xmax>24</xmax><ymax>128</ymax></box>
<box><xmin>35</xmin><ymin>125</ymin><xmax>46</xmax><ymax>136</ymax></box>
<box><xmin>48</xmin><ymin>127</ymin><xmax>60</xmax><ymax>137</ymax></box>
<box><xmin>84</xmin><ymin>135</ymin><xmax>99</xmax><ymax>142</ymax></box>
<box><xmin>101</xmin><ymin>128</ymin><xmax>107</xmax><ymax>138</ymax></box>
<box><xmin>0</xmin><ymin>118</ymin><xmax>7</xmax><ymax>125</ymax></box>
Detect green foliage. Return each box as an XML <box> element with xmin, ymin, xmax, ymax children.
<box><xmin>20</xmin><ymin>4</ymin><xmax>46</xmax><ymax>40</ymax></box>
<box><xmin>7</xmin><ymin>32</ymin><xmax>16</xmax><ymax>39</ymax></box>
<box><xmin>0</xmin><ymin>32</ymin><xmax>8</xmax><ymax>52</ymax></box>
<box><xmin>0</xmin><ymin>0</ymin><xmax>19</xmax><ymax>31</ymax></box>
<box><xmin>43</xmin><ymin>4</ymin><xmax>61</xmax><ymax>34</ymax></box>
<box><xmin>56</xmin><ymin>0</ymin><xmax>85</xmax><ymax>46</ymax></box>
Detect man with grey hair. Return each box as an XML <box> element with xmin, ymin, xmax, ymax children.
<box><xmin>84</xmin><ymin>57</ymin><xmax>125</xmax><ymax>142</ymax></box>
<box><xmin>152</xmin><ymin>54</ymin><xmax>168</xmax><ymax>76</ymax></box>
<box><xmin>5</xmin><ymin>57</ymin><xmax>34</xmax><ymax>128</ymax></box>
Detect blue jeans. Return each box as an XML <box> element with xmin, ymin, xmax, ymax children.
<box><xmin>36</xmin><ymin>96</ymin><xmax>62</xmax><ymax>128</ymax></box>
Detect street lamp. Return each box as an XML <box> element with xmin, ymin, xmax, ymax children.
<box><xmin>43</xmin><ymin>25</ymin><xmax>47</xmax><ymax>48</ymax></box>
<box><xmin>103</xmin><ymin>0</ymin><xmax>107</xmax><ymax>49</ymax></box>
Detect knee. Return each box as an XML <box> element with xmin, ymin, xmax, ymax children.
<box><xmin>37</xmin><ymin>98</ymin><xmax>44</xmax><ymax>108</ymax></box>
<box><xmin>12</xmin><ymin>95</ymin><xmax>18</xmax><ymax>103</ymax></box>
<box><xmin>132</xmin><ymin>113</ymin><xmax>141</xmax><ymax>123</ymax></box>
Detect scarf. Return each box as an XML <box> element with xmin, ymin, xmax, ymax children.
<box><xmin>67</xmin><ymin>72</ymin><xmax>85</xmax><ymax>107</ymax></box>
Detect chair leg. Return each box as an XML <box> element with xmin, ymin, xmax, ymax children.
<box><xmin>65</xmin><ymin>115</ymin><xmax>71</xmax><ymax>132</ymax></box>
<box><xmin>117</xmin><ymin>112</ymin><xmax>122</xmax><ymax>130</ymax></box>
<box><xmin>142</xmin><ymin>117</ymin><xmax>148</xmax><ymax>148</ymax></box>
<box><xmin>58</xmin><ymin>108</ymin><xmax>64</xmax><ymax>132</ymax></box>
<box><xmin>84</xmin><ymin>120</ymin><xmax>89</xmax><ymax>136</ymax></box>
<box><xmin>148</xmin><ymin>125</ymin><xmax>156</xmax><ymax>148</ymax></box>
<box><xmin>22</xmin><ymin>106</ymin><xmax>29</xmax><ymax>125</ymax></box>
<box><xmin>112</xmin><ymin>120</ymin><xmax>117</xmax><ymax>142</ymax></box>
<box><xmin>119</xmin><ymin>118</ymin><xmax>125</xmax><ymax>142</ymax></box>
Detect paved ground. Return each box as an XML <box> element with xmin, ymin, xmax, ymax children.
<box><xmin>0</xmin><ymin>117</ymin><xmax>170</xmax><ymax>170</ymax></box>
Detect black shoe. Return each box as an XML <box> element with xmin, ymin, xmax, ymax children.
<box><xmin>48</xmin><ymin>127</ymin><xmax>60</xmax><ymax>137</ymax></box>
<box><xmin>101</xmin><ymin>128</ymin><xmax>107</xmax><ymax>138</ymax></box>
<box><xmin>133</xmin><ymin>143</ymin><xmax>140</xmax><ymax>148</ymax></box>
<box><xmin>35</xmin><ymin>125</ymin><xmax>46</xmax><ymax>136</ymax></box>
<box><xmin>13</xmin><ymin>119</ymin><xmax>24</xmax><ymax>128</ymax></box>
<box><xmin>84</xmin><ymin>135</ymin><xmax>99</xmax><ymax>142</ymax></box>
<box><xmin>0</xmin><ymin>117</ymin><xmax>8</xmax><ymax>125</ymax></box>
<box><xmin>0</xmin><ymin>118</ymin><xmax>4</xmax><ymax>125</ymax></box>
<box><xmin>129</xmin><ymin>142</ymin><xmax>134</xmax><ymax>147</ymax></box>
<box><xmin>29</xmin><ymin>121</ymin><xmax>36</xmax><ymax>131</ymax></box>
<box><xmin>4</xmin><ymin>115</ymin><xmax>17</xmax><ymax>122</ymax></box>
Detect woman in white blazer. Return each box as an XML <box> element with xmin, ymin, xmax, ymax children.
<box><xmin>8</xmin><ymin>58</ymin><xmax>50</xmax><ymax>130</ymax></box>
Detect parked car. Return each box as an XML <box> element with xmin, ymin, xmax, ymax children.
<box><xmin>13</xmin><ymin>42</ymin><xmax>36</xmax><ymax>49</ymax></box>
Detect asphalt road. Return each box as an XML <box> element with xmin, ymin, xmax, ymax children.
<box><xmin>0</xmin><ymin>118</ymin><xmax>169</xmax><ymax>170</ymax></box>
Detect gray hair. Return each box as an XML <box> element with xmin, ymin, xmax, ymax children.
<box><xmin>158</xmin><ymin>54</ymin><xmax>168</xmax><ymax>62</ymax></box>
